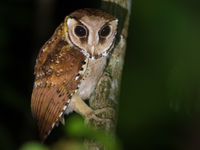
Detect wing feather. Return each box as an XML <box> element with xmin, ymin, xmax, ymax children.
<box><xmin>31</xmin><ymin>24</ymin><xmax>86</xmax><ymax>141</ymax></box>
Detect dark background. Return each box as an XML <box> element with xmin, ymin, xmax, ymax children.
<box><xmin>1</xmin><ymin>0</ymin><xmax>200</xmax><ymax>150</ymax></box>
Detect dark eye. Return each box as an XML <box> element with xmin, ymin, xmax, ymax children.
<box><xmin>99</xmin><ymin>25</ymin><xmax>111</xmax><ymax>37</ymax></box>
<box><xmin>74</xmin><ymin>25</ymin><xmax>87</xmax><ymax>38</ymax></box>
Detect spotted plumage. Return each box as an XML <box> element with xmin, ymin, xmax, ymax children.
<box><xmin>31</xmin><ymin>8</ymin><xmax>118</xmax><ymax>142</ymax></box>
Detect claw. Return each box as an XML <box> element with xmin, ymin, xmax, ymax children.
<box><xmin>59</xmin><ymin>117</ymin><xmax>65</xmax><ymax>125</ymax></box>
<box><xmin>85</xmin><ymin>110</ymin><xmax>113</xmax><ymax>130</ymax></box>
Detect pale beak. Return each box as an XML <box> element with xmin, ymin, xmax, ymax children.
<box><xmin>91</xmin><ymin>46</ymin><xmax>95</xmax><ymax>56</ymax></box>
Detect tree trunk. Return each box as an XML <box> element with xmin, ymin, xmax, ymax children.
<box><xmin>85</xmin><ymin>0</ymin><xmax>131</xmax><ymax>149</ymax></box>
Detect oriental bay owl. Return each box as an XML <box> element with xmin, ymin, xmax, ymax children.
<box><xmin>31</xmin><ymin>8</ymin><xmax>118</xmax><ymax>141</ymax></box>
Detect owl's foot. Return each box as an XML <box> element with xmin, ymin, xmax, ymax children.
<box><xmin>70</xmin><ymin>95</ymin><xmax>115</xmax><ymax>130</ymax></box>
<box><xmin>85</xmin><ymin>108</ymin><xmax>115</xmax><ymax>130</ymax></box>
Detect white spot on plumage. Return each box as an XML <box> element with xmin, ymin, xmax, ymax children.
<box><xmin>59</xmin><ymin>112</ymin><xmax>63</xmax><ymax>118</ymax></box>
<box><xmin>55</xmin><ymin>60</ymin><xmax>59</xmax><ymax>64</ymax></box>
<box><xmin>34</xmin><ymin>82</ymin><xmax>37</xmax><ymax>87</ymax></box>
<box><xmin>63</xmin><ymin>105</ymin><xmax>67</xmax><ymax>110</ymax></box>
<box><xmin>51</xmin><ymin>123</ymin><xmax>55</xmax><ymax>128</ymax></box>
<box><xmin>75</xmin><ymin>76</ymin><xmax>79</xmax><ymax>80</ymax></box>
<box><xmin>47</xmin><ymin>130</ymin><xmax>51</xmax><ymax>135</ymax></box>
<box><xmin>80</xmin><ymin>49</ymin><xmax>90</xmax><ymax>58</ymax></box>
<box><xmin>50</xmin><ymin>82</ymin><xmax>55</xmax><ymax>86</ymax></box>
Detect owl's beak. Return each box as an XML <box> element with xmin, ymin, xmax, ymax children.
<box><xmin>88</xmin><ymin>33</ymin><xmax>99</xmax><ymax>58</ymax></box>
<box><xmin>91</xmin><ymin>46</ymin><xmax>95</xmax><ymax>56</ymax></box>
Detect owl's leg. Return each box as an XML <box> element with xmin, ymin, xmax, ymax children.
<box><xmin>69</xmin><ymin>95</ymin><xmax>93</xmax><ymax>118</ymax></box>
<box><xmin>69</xmin><ymin>95</ymin><xmax>114</xmax><ymax>128</ymax></box>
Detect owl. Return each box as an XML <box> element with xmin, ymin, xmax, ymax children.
<box><xmin>31</xmin><ymin>8</ymin><xmax>118</xmax><ymax>141</ymax></box>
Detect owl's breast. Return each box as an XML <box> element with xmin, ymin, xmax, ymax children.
<box><xmin>78</xmin><ymin>57</ymin><xmax>107</xmax><ymax>100</ymax></box>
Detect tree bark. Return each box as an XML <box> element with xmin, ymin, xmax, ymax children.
<box><xmin>85</xmin><ymin>0</ymin><xmax>131</xmax><ymax>149</ymax></box>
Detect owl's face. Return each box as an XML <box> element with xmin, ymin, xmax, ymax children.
<box><xmin>65</xmin><ymin>9</ymin><xmax>118</xmax><ymax>59</ymax></box>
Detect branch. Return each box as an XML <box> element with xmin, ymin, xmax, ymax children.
<box><xmin>85</xmin><ymin>0</ymin><xmax>131</xmax><ymax>149</ymax></box>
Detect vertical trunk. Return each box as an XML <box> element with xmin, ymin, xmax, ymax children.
<box><xmin>85</xmin><ymin>0</ymin><xmax>131</xmax><ymax>149</ymax></box>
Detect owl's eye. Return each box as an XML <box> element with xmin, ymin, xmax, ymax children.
<box><xmin>74</xmin><ymin>25</ymin><xmax>87</xmax><ymax>38</ymax></box>
<box><xmin>99</xmin><ymin>25</ymin><xmax>111</xmax><ymax>37</ymax></box>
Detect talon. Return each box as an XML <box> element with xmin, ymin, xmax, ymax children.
<box><xmin>59</xmin><ymin>117</ymin><xmax>65</xmax><ymax>125</ymax></box>
<box><xmin>93</xmin><ymin>107</ymin><xmax>115</xmax><ymax>120</ymax></box>
<box><xmin>84</xmin><ymin>109</ymin><xmax>114</xmax><ymax>130</ymax></box>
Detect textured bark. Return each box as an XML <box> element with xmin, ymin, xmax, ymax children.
<box><xmin>85</xmin><ymin>0</ymin><xmax>131</xmax><ymax>149</ymax></box>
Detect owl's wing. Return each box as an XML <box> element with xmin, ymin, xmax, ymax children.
<box><xmin>31</xmin><ymin>24</ymin><xmax>86</xmax><ymax>141</ymax></box>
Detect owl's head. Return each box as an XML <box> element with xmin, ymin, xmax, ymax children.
<box><xmin>65</xmin><ymin>9</ymin><xmax>118</xmax><ymax>59</ymax></box>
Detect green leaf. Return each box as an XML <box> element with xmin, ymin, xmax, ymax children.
<box><xmin>19</xmin><ymin>141</ymin><xmax>48</xmax><ymax>150</ymax></box>
<box><xmin>65</xmin><ymin>115</ymin><xmax>122</xmax><ymax>150</ymax></box>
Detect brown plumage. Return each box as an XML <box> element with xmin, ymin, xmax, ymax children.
<box><xmin>31</xmin><ymin>23</ymin><xmax>86</xmax><ymax>141</ymax></box>
<box><xmin>31</xmin><ymin>8</ymin><xmax>118</xmax><ymax>142</ymax></box>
